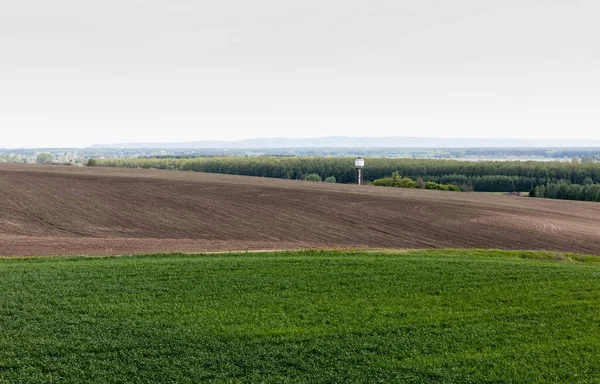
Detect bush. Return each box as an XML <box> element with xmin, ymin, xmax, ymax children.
<box><xmin>304</xmin><ymin>173</ymin><xmax>322</xmax><ymax>182</ymax></box>
<box><xmin>324</xmin><ymin>176</ymin><xmax>336</xmax><ymax>183</ymax></box>
<box><xmin>425</xmin><ymin>181</ymin><xmax>462</xmax><ymax>191</ymax></box>
<box><xmin>86</xmin><ymin>158</ymin><xmax>98</xmax><ymax>167</ymax></box>
<box><xmin>400</xmin><ymin>178</ymin><xmax>416</xmax><ymax>188</ymax></box>
<box><xmin>373</xmin><ymin>173</ymin><xmax>418</xmax><ymax>189</ymax></box>
<box><xmin>373</xmin><ymin>172</ymin><xmax>402</xmax><ymax>187</ymax></box>
<box><xmin>36</xmin><ymin>153</ymin><xmax>55</xmax><ymax>164</ymax></box>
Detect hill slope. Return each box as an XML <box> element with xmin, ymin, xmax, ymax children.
<box><xmin>0</xmin><ymin>163</ymin><xmax>599</xmax><ymax>256</ymax></box>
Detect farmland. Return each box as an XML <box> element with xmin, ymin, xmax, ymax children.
<box><xmin>2</xmin><ymin>163</ymin><xmax>600</xmax><ymax>383</ymax></box>
<box><xmin>93</xmin><ymin>156</ymin><xmax>600</xmax><ymax>200</ymax></box>
<box><xmin>2</xmin><ymin>250</ymin><xmax>600</xmax><ymax>383</ymax></box>
<box><xmin>1</xmin><ymin>163</ymin><xmax>600</xmax><ymax>256</ymax></box>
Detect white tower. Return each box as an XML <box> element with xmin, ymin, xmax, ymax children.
<box><xmin>355</xmin><ymin>157</ymin><xmax>365</xmax><ymax>185</ymax></box>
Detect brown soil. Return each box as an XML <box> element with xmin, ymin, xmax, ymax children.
<box><xmin>1</xmin><ymin>163</ymin><xmax>599</xmax><ymax>256</ymax></box>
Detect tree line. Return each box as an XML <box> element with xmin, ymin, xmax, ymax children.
<box><xmin>533</xmin><ymin>181</ymin><xmax>600</xmax><ymax>202</ymax></box>
<box><xmin>92</xmin><ymin>157</ymin><xmax>600</xmax><ymax>201</ymax></box>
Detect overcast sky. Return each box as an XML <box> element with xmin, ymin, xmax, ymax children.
<box><xmin>1</xmin><ymin>0</ymin><xmax>599</xmax><ymax>148</ymax></box>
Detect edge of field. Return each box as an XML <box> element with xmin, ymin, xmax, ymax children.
<box><xmin>2</xmin><ymin>248</ymin><xmax>599</xmax><ymax>264</ymax></box>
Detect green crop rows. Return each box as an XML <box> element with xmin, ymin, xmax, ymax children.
<box><xmin>1</xmin><ymin>250</ymin><xmax>600</xmax><ymax>383</ymax></box>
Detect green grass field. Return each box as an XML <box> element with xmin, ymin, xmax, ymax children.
<box><xmin>2</xmin><ymin>250</ymin><xmax>600</xmax><ymax>383</ymax></box>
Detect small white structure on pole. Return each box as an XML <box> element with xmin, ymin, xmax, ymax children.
<box><xmin>355</xmin><ymin>157</ymin><xmax>365</xmax><ymax>185</ymax></box>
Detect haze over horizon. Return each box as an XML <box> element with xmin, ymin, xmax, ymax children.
<box><xmin>2</xmin><ymin>0</ymin><xmax>599</xmax><ymax>148</ymax></box>
<box><xmin>89</xmin><ymin>136</ymin><xmax>600</xmax><ymax>150</ymax></box>
<box><xmin>3</xmin><ymin>135</ymin><xmax>600</xmax><ymax>150</ymax></box>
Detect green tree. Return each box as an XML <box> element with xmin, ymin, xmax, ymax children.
<box><xmin>36</xmin><ymin>153</ymin><xmax>55</xmax><ymax>164</ymax></box>
<box><xmin>304</xmin><ymin>173</ymin><xmax>321</xmax><ymax>182</ymax></box>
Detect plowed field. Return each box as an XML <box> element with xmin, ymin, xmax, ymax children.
<box><xmin>1</xmin><ymin>163</ymin><xmax>599</xmax><ymax>256</ymax></box>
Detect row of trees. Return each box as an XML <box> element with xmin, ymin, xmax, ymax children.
<box><xmin>95</xmin><ymin>157</ymin><xmax>600</xmax><ymax>183</ymax></box>
<box><xmin>93</xmin><ymin>157</ymin><xmax>600</xmax><ymax>201</ymax></box>
<box><xmin>532</xmin><ymin>182</ymin><xmax>600</xmax><ymax>202</ymax></box>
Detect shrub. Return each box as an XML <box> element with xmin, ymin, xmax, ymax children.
<box><xmin>86</xmin><ymin>158</ymin><xmax>98</xmax><ymax>167</ymax></box>
<box><xmin>373</xmin><ymin>173</ymin><xmax>417</xmax><ymax>189</ymax></box>
<box><xmin>304</xmin><ymin>173</ymin><xmax>322</xmax><ymax>182</ymax></box>
<box><xmin>425</xmin><ymin>181</ymin><xmax>462</xmax><ymax>191</ymax></box>
<box><xmin>400</xmin><ymin>178</ymin><xmax>417</xmax><ymax>188</ymax></box>
<box><xmin>324</xmin><ymin>176</ymin><xmax>336</xmax><ymax>183</ymax></box>
<box><xmin>373</xmin><ymin>172</ymin><xmax>402</xmax><ymax>187</ymax></box>
<box><xmin>36</xmin><ymin>153</ymin><xmax>55</xmax><ymax>164</ymax></box>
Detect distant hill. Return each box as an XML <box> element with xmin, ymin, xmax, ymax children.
<box><xmin>89</xmin><ymin>136</ymin><xmax>600</xmax><ymax>149</ymax></box>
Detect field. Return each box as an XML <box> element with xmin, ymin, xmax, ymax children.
<box><xmin>1</xmin><ymin>163</ymin><xmax>600</xmax><ymax>256</ymax></box>
<box><xmin>3</xmin><ymin>164</ymin><xmax>600</xmax><ymax>382</ymax></box>
<box><xmin>1</xmin><ymin>250</ymin><xmax>600</xmax><ymax>383</ymax></box>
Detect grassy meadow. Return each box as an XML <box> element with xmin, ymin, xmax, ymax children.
<box><xmin>1</xmin><ymin>250</ymin><xmax>600</xmax><ymax>383</ymax></box>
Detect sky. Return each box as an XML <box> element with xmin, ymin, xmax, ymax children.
<box><xmin>1</xmin><ymin>0</ymin><xmax>599</xmax><ymax>148</ymax></box>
